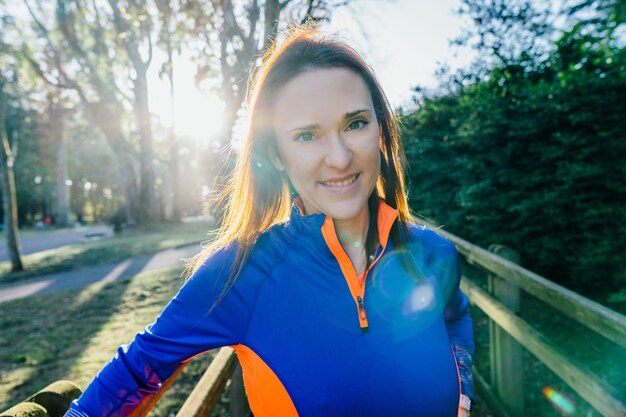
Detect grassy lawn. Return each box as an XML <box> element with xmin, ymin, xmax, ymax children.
<box><xmin>0</xmin><ymin>266</ymin><xmax>231</xmax><ymax>416</ymax></box>
<box><xmin>0</xmin><ymin>220</ymin><xmax>216</xmax><ymax>285</ymax></box>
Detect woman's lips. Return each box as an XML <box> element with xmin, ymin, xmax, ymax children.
<box><xmin>319</xmin><ymin>173</ymin><xmax>360</xmax><ymax>190</ymax></box>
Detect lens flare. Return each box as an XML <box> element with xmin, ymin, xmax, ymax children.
<box><xmin>542</xmin><ymin>387</ymin><xmax>576</xmax><ymax>416</ymax></box>
<box><xmin>364</xmin><ymin>244</ymin><xmax>446</xmax><ymax>340</ymax></box>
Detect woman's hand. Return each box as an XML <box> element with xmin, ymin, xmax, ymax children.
<box><xmin>458</xmin><ymin>394</ymin><xmax>472</xmax><ymax>417</ymax></box>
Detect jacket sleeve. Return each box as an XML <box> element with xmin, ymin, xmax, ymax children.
<box><xmin>439</xmin><ymin>240</ymin><xmax>475</xmax><ymax>403</ymax></box>
<box><xmin>65</xmin><ymin>246</ymin><xmax>249</xmax><ymax>417</ymax></box>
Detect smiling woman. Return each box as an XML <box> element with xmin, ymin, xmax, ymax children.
<box><xmin>268</xmin><ymin>68</ymin><xmax>382</xmax><ymax>268</ymax></box>
<box><xmin>65</xmin><ymin>26</ymin><xmax>475</xmax><ymax>417</ymax></box>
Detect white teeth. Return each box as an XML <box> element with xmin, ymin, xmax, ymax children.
<box><xmin>321</xmin><ymin>174</ymin><xmax>358</xmax><ymax>187</ymax></box>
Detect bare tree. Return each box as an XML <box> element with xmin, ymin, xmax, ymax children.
<box><xmin>22</xmin><ymin>0</ymin><xmax>142</xmax><ymax>223</ymax></box>
<box><xmin>0</xmin><ymin>71</ymin><xmax>24</xmax><ymax>272</ymax></box>
<box><xmin>155</xmin><ymin>0</ymin><xmax>182</xmax><ymax>221</ymax></box>
<box><xmin>109</xmin><ymin>0</ymin><xmax>159</xmax><ymax>221</ymax></box>
<box><xmin>49</xmin><ymin>89</ymin><xmax>71</xmax><ymax>227</ymax></box>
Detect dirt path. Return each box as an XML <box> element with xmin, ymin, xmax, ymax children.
<box><xmin>0</xmin><ymin>225</ymin><xmax>113</xmax><ymax>262</ymax></box>
<box><xmin>0</xmin><ymin>244</ymin><xmax>200</xmax><ymax>304</ymax></box>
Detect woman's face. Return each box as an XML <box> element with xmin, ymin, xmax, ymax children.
<box><xmin>269</xmin><ymin>67</ymin><xmax>381</xmax><ymax>222</ymax></box>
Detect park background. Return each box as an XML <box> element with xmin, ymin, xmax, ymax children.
<box><xmin>0</xmin><ymin>0</ymin><xmax>625</xmax><ymax>416</ymax></box>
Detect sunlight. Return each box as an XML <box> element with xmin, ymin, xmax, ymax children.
<box><xmin>173</xmin><ymin>89</ymin><xmax>224</xmax><ymax>143</ymax></box>
<box><xmin>149</xmin><ymin>53</ymin><xmax>225</xmax><ymax>144</ymax></box>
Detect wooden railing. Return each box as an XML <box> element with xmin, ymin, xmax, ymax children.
<box><xmin>128</xmin><ymin>347</ymin><xmax>241</xmax><ymax>417</ymax></box>
<box><xmin>4</xmin><ymin>225</ymin><xmax>626</xmax><ymax>417</ymax></box>
<box><xmin>0</xmin><ymin>380</ymin><xmax>82</xmax><ymax>417</ymax></box>
<box><xmin>416</xmin><ymin>220</ymin><xmax>626</xmax><ymax>417</ymax></box>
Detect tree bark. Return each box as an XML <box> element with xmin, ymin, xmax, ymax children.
<box><xmin>133</xmin><ymin>65</ymin><xmax>158</xmax><ymax>222</ymax></box>
<box><xmin>263</xmin><ymin>0</ymin><xmax>282</xmax><ymax>50</ymax></box>
<box><xmin>164</xmin><ymin>11</ymin><xmax>182</xmax><ymax>221</ymax></box>
<box><xmin>0</xmin><ymin>76</ymin><xmax>24</xmax><ymax>272</ymax></box>
<box><xmin>89</xmin><ymin>101</ymin><xmax>139</xmax><ymax>225</ymax></box>
<box><xmin>51</xmin><ymin>94</ymin><xmax>71</xmax><ymax>227</ymax></box>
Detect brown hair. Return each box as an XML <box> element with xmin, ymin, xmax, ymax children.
<box><xmin>185</xmin><ymin>26</ymin><xmax>414</xmax><ymax>304</ymax></box>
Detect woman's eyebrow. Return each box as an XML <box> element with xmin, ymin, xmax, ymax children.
<box><xmin>287</xmin><ymin>109</ymin><xmax>372</xmax><ymax>133</ymax></box>
<box><xmin>288</xmin><ymin>123</ymin><xmax>319</xmax><ymax>133</ymax></box>
<box><xmin>344</xmin><ymin>109</ymin><xmax>371</xmax><ymax>119</ymax></box>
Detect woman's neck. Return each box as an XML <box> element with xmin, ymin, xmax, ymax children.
<box><xmin>333</xmin><ymin>206</ymin><xmax>370</xmax><ymax>274</ymax></box>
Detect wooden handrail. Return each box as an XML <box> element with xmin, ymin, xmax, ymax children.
<box><xmin>461</xmin><ymin>278</ymin><xmax>626</xmax><ymax>417</ymax></box>
<box><xmin>0</xmin><ymin>350</ymin><xmax>237</xmax><ymax>417</ymax></box>
<box><xmin>0</xmin><ymin>380</ymin><xmax>82</xmax><ymax>417</ymax></box>
<box><xmin>128</xmin><ymin>364</ymin><xmax>187</xmax><ymax>417</ymax></box>
<box><xmin>175</xmin><ymin>347</ymin><xmax>238</xmax><ymax>417</ymax></box>
<box><xmin>414</xmin><ymin>219</ymin><xmax>626</xmax><ymax>348</ymax></box>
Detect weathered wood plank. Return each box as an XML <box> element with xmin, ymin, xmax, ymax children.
<box><xmin>461</xmin><ymin>279</ymin><xmax>626</xmax><ymax>417</ymax></box>
<box><xmin>0</xmin><ymin>402</ymin><xmax>48</xmax><ymax>417</ymax></box>
<box><xmin>488</xmin><ymin>245</ymin><xmax>524</xmax><ymax>417</ymax></box>
<box><xmin>414</xmin><ymin>219</ymin><xmax>626</xmax><ymax>349</ymax></box>
<box><xmin>175</xmin><ymin>347</ymin><xmax>238</xmax><ymax>417</ymax></box>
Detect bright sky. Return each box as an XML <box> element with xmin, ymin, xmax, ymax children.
<box><xmin>148</xmin><ymin>0</ymin><xmax>472</xmax><ymax>142</ymax></box>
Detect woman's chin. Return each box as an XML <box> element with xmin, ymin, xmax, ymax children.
<box><xmin>321</xmin><ymin>200</ymin><xmax>369</xmax><ymax>223</ymax></box>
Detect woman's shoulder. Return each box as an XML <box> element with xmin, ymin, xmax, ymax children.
<box><xmin>188</xmin><ymin>242</ymin><xmax>239</xmax><ymax>283</ymax></box>
<box><xmin>193</xmin><ymin>218</ymin><xmax>296</xmax><ymax>268</ymax></box>
<box><xmin>404</xmin><ymin>222</ymin><xmax>458</xmax><ymax>259</ymax></box>
<box><xmin>253</xmin><ymin>218</ymin><xmax>302</xmax><ymax>255</ymax></box>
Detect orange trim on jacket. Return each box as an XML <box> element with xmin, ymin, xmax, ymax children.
<box><xmin>319</xmin><ymin>201</ymin><xmax>398</xmax><ymax>333</ymax></box>
<box><xmin>232</xmin><ymin>344</ymin><xmax>299</xmax><ymax>417</ymax></box>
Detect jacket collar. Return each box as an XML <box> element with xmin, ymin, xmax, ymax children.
<box><xmin>288</xmin><ymin>196</ymin><xmax>399</xmax><ymax>250</ymax></box>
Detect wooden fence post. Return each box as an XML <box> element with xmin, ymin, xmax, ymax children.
<box><xmin>488</xmin><ymin>244</ymin><xmax>524</xmax><ymax>417</ymax></box>
<box><xmin>229</xmin><ymin>359</ymin><xmax>252</xmax><ymax>417</ymax></box>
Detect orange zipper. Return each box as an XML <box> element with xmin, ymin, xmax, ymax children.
<box><xmin>321</xmin><ymin>217</ymin><xmax>386</xmax><ymax>333</ymax></box>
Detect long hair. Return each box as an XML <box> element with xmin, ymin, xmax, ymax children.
<box><xmin>184</xmin><ymin>26</ymin><xmax>414</xmax><ymax>304</ymax></box>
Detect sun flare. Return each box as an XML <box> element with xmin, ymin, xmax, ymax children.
<box><xmin>149</xmin><ymin>54</ymin><xmax>225</xmax><ymax>145</ymax></box>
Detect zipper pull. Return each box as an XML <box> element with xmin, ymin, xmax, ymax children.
<box><xmin>357</xmin><ymin>296</ymin><xmax>369</xmax><ymax>333</ymax></box>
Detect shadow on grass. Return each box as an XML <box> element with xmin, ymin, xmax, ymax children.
<box><xmin>0</xmin><ymin>259</ymin><xmax>151</xmax><ymax>409</ymax></box>
<box><xmin>0</xmin><ymin>253</ymin><xmax>173</xmax><ymax>303</ymax></box>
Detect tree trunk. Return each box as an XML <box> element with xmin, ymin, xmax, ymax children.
<box><xmin>51</xmin><ymin>95</ymin><xmax>71</xmax><ymax>227</ymax></box>
<box><xmin>264</xmin><ymin>0</ymin><xmax>282</xmax><ymax>51</ymax></box>
<box><xmin>133</xmin><ymin>65</ymin><xmax>158</xmax><ymax>222</ymax></box>
<box><xmin>89</xmin><ymin>101</ymin><xmax>139</xmax><ymax>225</ymax></box>
<box><xmin>165</xmin><ymin>31</ymin><xmax>182</xmax><ymax>221</ymax></box>
<box><xmin>0</xmin><ymin>78</ymin><xmax>24</xmax><ymax>272</ymax></box>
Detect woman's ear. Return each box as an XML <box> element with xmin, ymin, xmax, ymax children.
<box><xmin>268</xmin><ymin>146</ymin><xmax>285</xmax><ymax>171</ymax></box>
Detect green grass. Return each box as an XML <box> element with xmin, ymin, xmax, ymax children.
<box><xmin>0</xmin><ymin>220</ymin><xmax>216</xmax><ymax>285</ymax></box>
<box><xmin>0</xmin><ymin>266</ymin><xmax>231</xmax><ymax>416</ymax></box>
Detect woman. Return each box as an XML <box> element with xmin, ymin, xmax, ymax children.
<box><xmin>66</xmin><ymin>27</ymin><xmax>474</xmax><ymax>417</ymax></box>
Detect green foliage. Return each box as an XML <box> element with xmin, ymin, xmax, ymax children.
<box><xmin>402</xmin><ymin>2</ymin><xmax>626</xmax><ymax>295</ymax></box>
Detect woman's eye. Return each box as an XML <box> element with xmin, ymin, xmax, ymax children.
<box><xmin>347</xmin><ymin>119</ymin><xmax>368</xmax><ymax>131</ymax></box>
<box><xmin>295</xmin><ymin>132</ymin><xmax>314</xmax><ymax>142</ymax></box>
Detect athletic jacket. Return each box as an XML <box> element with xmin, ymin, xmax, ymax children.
<box><xmin>66</xmin><ymin>199</ymin><xmax>474</xmax><ymax>417</ymax></box>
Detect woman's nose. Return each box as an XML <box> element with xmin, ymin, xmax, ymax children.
<box><xmin>323</xmin><ymin>133</ymin><xmax>352</xmax><ymax>170</ymax></box>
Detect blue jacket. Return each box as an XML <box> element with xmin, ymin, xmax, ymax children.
<box><xmin>66</xmin><ymin>200</ymin><xmax>474</xmax><ymax>417</ymax></box>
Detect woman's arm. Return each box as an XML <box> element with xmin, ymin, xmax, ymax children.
<box><xmin>440</xmin><ymin>241</ymin><xmax>475</xmax><ymax>409</ymax></box>
<box><xmin>65</xmin><ymin>247</ymin><xmax>249</xmax><ymax>417</ymax></box>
